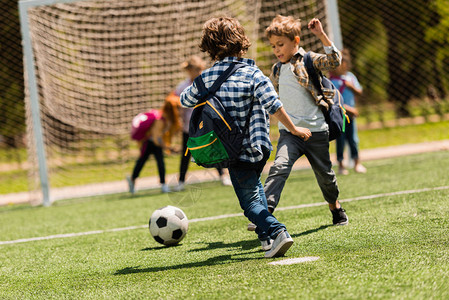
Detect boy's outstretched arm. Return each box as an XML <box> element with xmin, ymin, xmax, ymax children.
<box><xmin>308</xmin><ymin>18</ymin><xmax>332</xmax><ymax>47</ymax></box>
<box><xmin>308</xmin><ymin>18</ymin><xmax>341</xmax><ymax>70</ymax></box>
<box><xmin>273</xmin><ymin>107</ymin><xmax>312</xmax><ymax>141</ymax></box>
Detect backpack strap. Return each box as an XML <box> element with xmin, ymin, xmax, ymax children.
<box><xmin>194</xmin><ymin>72</ymin><xmax>208</xmax><ymax>102</ymax></box>
<box><xmin>194</xmin><ymin>62</ymin><xmax>246</xmax><ymax>102</ymax></box>
<box><xmin>209</xmin><ymin>62</ymin><xmax>246</xmax><ymax>94</ymax></box>
<box><xmin>193</xmin><ymin>62</ymin><xmax>254</xmax><ymax>134</ymax></box>
<box><xmin>272</xmin><ymin>61</ymin><xmax>282</xmax><ymax>78</ymax></box>
<box><xmin>303</xmin><ymin>52</ymin><xmax>324</xmax><ymax>96</ymax></box>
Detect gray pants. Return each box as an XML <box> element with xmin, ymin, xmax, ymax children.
<box><xmin>264</xmin><ymin>130</ymin><xmax>339</xmax><ymax>211</ymax></box>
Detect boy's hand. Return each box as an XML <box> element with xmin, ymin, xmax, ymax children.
<box><xmin>344</xmin><ymin>80</ymin><xmax>356</xmax><ymax>91</ymax></box>
<box><xmin>308</xmin><ymin>18</ymin><xmax>325</xmax><ymax>37</ymax></box>
<box><xmin>344</xmin><ymin>105</ymin><xmax>359</xmax><ymax>118</ymax></box>
<box><xmin>343</xmin><ymin>80</ymin><xmax>363</xmax><ymax>96</ymax></box>
<box><xmin>291</xmin><ymin>127</ymin><xmax>312</xmax><ymax>141</ymax></box>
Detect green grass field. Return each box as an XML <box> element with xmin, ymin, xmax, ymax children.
<box><xmin>1</xmin><ymin>151</ymin><xmax>449</xmax><ymax>299</ymax></box>
<box><xmin>1</xmin><ymin>120</ymin><xmax>449</xmax><ymax>194</ymax></box>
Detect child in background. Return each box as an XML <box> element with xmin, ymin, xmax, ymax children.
<box><xmin>180</xmin><ymin>16</ymin><xmax>311</xmax><ymax>258</ymax></box>
<box><xmin>261</xmin><ymin>15</ymin><xmax>348</xmax><ymax>226</ymax></box>
<box><xmin>172</xmin><ymin>56</ymin><xmax>232</xmax><ymax>192</ymax></box>
<box><xmin>329</xmin><ymin>49</ymin><xmax>367</xmax><ymax>175</ymax></box>
<box><xmin>126</xmin><ymin>100</ymin><xmax>180</xmax><ymax>194</ymax></box>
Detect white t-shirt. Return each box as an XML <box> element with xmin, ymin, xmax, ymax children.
<box><xmin>278</xmin><ymin>63</ymin><xmax>328</xmax><ymax>132</ymax></box>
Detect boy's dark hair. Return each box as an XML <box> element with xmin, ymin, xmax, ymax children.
<box><xmin>199</xmin><ymin>16</ymin><xmax>251</xmax><ymax>61</ymax></box>
<box><xmin>265</xmin><ymin>15</ymin><xmax>301</xmax><ymax>41</ymax></box>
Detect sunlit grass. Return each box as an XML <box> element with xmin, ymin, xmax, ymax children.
<box><xmin>0</xmin><ymin>151</ymin><xmax>448</xmax><ymax>299</ymax></box>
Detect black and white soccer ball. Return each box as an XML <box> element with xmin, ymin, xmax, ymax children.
<box><xmin>149</xmin><ymin>205</ymin><xmax>188</xmax><ymax>246</ymax></box>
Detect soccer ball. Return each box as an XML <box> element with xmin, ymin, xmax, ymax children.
<box><xmin>149</xmin><ymin>205</ymin><xmax>188</xmax><ymax>246</ymax></box>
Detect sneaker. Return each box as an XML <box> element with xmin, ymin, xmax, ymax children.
<box><xmin>331</xmin><ymin>207</ymin><xmax>349</xmax><ymax>225</ymax></box>
<box><xmin>354</xmin><ymin>164</ymin><xmax>367</xmax><ymax>173</ymax></box>
<box><xmin>221</xmin><ymin>176</ymin><xmax>232</xmax><ymax>186</ymax></box>
<box><xmin>264</xmin><ymin>230</ymin><xmax>294</xmax><ymax>258</ymax></box>
<box><xmin>173</xmin><ymin>182</ymin><xmax>185</xmax><ymax>192</ymax></box>
<box><xmin>126</xmin><ymin>176</ymin><xmax>135</xmax><ymax>194</ymax></box>
<box><xmin>247</xmin><ymin>223</ymin><xmax>256</xmax><ymax>231</ymax></box>
<box><xmin>161</xmin><ymin>184</ymin><xmax>170</xmax><ymax>193</ymax></box>
<box><xmin>260</xmin><ymin>239</ymin><xmax>273</xmax><ymax>251</ymax></box>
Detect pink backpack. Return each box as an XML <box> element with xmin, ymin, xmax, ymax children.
<box><xmin>130</xmin><ymin>109</ymin><xmax>161</xmax><ymax>141</ymax></box>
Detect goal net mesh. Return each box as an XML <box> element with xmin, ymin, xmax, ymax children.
<box><xmin>24</xmin><ymin>0</ymin><xmax>328</xmax><ymax>202</ymax></box>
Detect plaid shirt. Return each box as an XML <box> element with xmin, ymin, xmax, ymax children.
<box><xmin>270</xmin><ymin>46</ymin><xmax>341</xmax><ymax>110</ymax></box>
<box><xmin>180</xmin><ymin>57</ymin><xmax>282</xmax><ymax>163</ymax></box>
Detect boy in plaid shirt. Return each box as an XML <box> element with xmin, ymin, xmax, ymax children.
<box><xmin>181</xmin><ymin>16</ymin><xmax>311</xmax><ymax>258</ymax></box>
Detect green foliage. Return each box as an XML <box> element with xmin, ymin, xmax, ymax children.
<box><xmin>425</xmin><ymin>0</ymin><xmax>449</xmax><ymax>91</ymax></box>
<box><xmin>0</xmin><ymin>152</ymin><xmax>449</xmax><ymax>298</ymax></box>
<box><xmin>352</xmin><ymin>18</ymin><xmax>389</xmax><ymax>105</ymax></box>
<box><xmin>339</xmin><ymin>0</ymin><xmax>449</xmax><ymax>116</ymax></box>
<box><xmin>0</xmin><ymin>0</ymin><xmax>25</xmax><ymax>145</ymax></box>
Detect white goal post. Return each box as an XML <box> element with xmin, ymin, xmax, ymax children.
<box><xmin>19</xmin><ymin>0</ymin><xmax>341</xmax><ymax>206</ymax></box>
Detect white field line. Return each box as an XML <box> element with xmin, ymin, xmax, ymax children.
<box><xmin>269</xmin><ymin>257</ymin><xmax>320</xmax><ymax>265</ymax></box>
<box><xmin>1</xmin><ymin>185</ymin><xmax>448</xmax><ymax>246</ymax></box>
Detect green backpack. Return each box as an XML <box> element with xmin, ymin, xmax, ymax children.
<box><xmin>186</xmin><ymin>63</ymin><xmax>251</xmax><ymax>168</ymax></box>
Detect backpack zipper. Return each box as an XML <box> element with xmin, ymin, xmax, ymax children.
<box><xmin>193</xmin><ymin>101</ymin><xmax>232</xmax><ymax>131</ymax></box>
<box><xmin>185</xmin><ymin>137</ymin><xmax>218</xmax><ymax>156</ymax></box>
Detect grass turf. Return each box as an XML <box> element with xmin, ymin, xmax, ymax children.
<box><xmin>1</xmin><ymin>120</ymin><xmax>449</xmax><ymax>194</ymax></box>
<box><xmin>0</xmin><ymin>151</ymin><xmax>448</xmax><ymax>299</ymax></box>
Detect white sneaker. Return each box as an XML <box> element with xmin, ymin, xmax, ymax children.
<box><xmin>261</xmin><ymin>239</ymin><xmax>273</xmax><ymax>251</ymax></box>
<box><xmin>354</xmin><ymin>164</ymin><xmax>367</xmax><ymax>173</ymax></box>
<box><xmin>173</xmin><ymin>182</ymin><xmax>185</xmax><ymax>192</ymax></box>
<box><xmin>264</xmin><ymin>230</ymin><xmax>293</xmax><ymax>258</ymax></box>
<box><xmin>126</xmin><ymin>176</ymin><xmax>135</xmax><ymax>194</ymax></box>
<box><xmin>161</xmin><ymin>184</ymin><xmax>170</xmax><ymax>193</ymax></box>
<box><xmin>221</xmin><ymin>176</ymin><xmax>232</xmax><ymax>186</ymax></box>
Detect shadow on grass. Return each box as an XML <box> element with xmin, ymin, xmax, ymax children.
<box><xmin>187</xmin><ymin>238</ymin><xmax>260</xmax><ymax>252</ymax></box>
<box><xmin>115</xmin><ymin>252</ymin><xmax>261</xmax><ymax>275</ymax></box>
<box><xmin>291</xmin><ymin>225</ymin><xmax>331</xmax><ymax>238</ymax></box>
<box><xmin>116</xmin><ymin>239</ymin><xmax>262</xmax><ymax>275</ymax></box>
<box><xmin>140</xmin><ymin>238</ymin><xmax>260</xmax><ymax>253</ymax></box>
<box><xmin>140</xmin><ymin>244</ymin><xmax>183</xmax><ymax>251</ymax></box>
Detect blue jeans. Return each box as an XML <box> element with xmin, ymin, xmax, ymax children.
<box><xmin>228</xmin><ymin>166</ymin><xmax>286</xmax><ymax>241</ymax></box>
<box><xmin>336</xmin><ymin>118</ymin><xmax>359</xmax><ymax>162</ymax></box>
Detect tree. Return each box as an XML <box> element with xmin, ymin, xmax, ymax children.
<box><xmin>339</xmin><ymin>0</ymin><xmax>446</xmax><ymax>117</ymax></box>
<box><xmin>0</xmin><ymin>0</ymin><xmax>25</xmax><ymax>148</ymax></box>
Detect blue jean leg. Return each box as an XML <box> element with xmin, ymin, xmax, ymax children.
<box><xmin>347</xmin><ymin>119</ymin><xmax>359</xmax><ymax>160</ymax></box>
<box><xmin>336</xmin><ymin>131</ymin><xmax>346</xmax><ymax>162</ymax></box>
<box><xmin>336</xmin><ymin>118</ymin><xmax>359</xmax><ymax>161</ymax></box>
<box><xmin>228</xmin><ymin>167</ymin><xmax>286</xmax><ymax>241</ymax></box>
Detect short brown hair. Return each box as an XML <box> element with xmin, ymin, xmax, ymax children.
<box><xmin>181</xmin><ymin>55</ymin><xmax>206</xmax><ymax>71</ymax></box>
<box><xmin>199</xmin><ymin>16</ymin><xmax>251</xmax><ymax>61</ymax></box>
<box><xmin>265</xmin><ymin>15</ymin><xmax>301</xmax><ymax>40</ymax></box>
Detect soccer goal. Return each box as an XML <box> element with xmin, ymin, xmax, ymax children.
<box><xmin>19</xmin><ymin>0</ymin><xmax>341</xmax><ymax>206</ymax></box>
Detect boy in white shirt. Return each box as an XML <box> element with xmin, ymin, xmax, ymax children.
<box><xmin>261</xmin><ymin>15</ymin><xmax>348</xmax><ymax>227</ymax></box>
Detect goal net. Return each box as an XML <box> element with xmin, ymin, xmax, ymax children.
<box><xmin>23</xmin><ymin>0</ymin><xmax>330</xmax><ymax>204</ymax></box>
